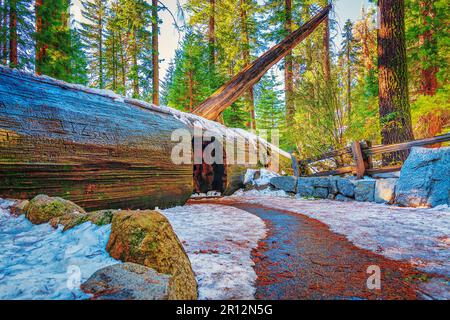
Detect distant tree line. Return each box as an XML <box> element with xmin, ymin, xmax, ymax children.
<box><xmin>0</xmin><ymin>0</ymin><xmax>448</xmax><ymax>162</ymax></box>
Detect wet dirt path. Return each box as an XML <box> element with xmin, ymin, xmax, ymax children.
<box><xmin>191</xmin><ymin>199</ymin><xmax>429</xmax><ymax>300</ymax></box>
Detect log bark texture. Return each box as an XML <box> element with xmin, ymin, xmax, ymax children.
<box><xmin>0</xmin><ymin>67</ymin><xmax>193</xmax><ymax>210</ymax></box>
<box><xmin>192</xmin><ymin>5</ymin><xmax>331</xmax><ymax>121</ymax></box>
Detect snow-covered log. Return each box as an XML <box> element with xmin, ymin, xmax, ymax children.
<box><xmin>0</xmin><ymin>66</ymin><xmax>292</xmax><ymax>210</ymax></box>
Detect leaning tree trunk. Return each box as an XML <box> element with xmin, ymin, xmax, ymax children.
<box><xmin>378</xmin><ymin>0</ymin><xmax>414</xmax><ymax>164</ymax></box>
<box><xmin>284</xmin><ymin>0</ymin><xmax>294</xmax><ymax>126</ymax></box>
<box><xmin>9</xmin><ymin>0</ymin><xmax>17</xmax><ymax>68</ymax></box>
<box><xmin>152</xmin><ymin>0</ymin><xmax>159</xmax><ymax>105</ymax></box>
<box><xmin>192</xmin><ymin>5</ymin><xmax>331</xmax><ymax>121</ymax></box>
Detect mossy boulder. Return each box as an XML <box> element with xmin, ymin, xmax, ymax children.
<box><xmin>106</xmin><ymin>210</ymin><xmax>198</xmax><ymax>300</ymax></box>
<box><xmin>26</xmin><ymin>194</ymin><xmax>85</xmax><ymax>225</ymax></box>
<box><xmin>49</xmin><ymin>209</ymin><xmax>117</xmax><ymax>231</ymax></box>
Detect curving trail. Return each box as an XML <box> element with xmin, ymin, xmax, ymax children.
<box><xmin>191</xmin><ymin>199</ymin><xmax>430</xmax><ymax>300</ymax></box>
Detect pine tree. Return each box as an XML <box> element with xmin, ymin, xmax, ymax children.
<box><xmin>255</xmin><ymin>71</ymin><xmax>285</xmax><ymax>140</ymax></box>
<box><xmin>8</xmin><ymin>0</ymin><xmax>17</xmax><ymax>67</ymax></box>
<box><xmin>104</xmin><ymin>0</ymin><xmax>126</xmax><ymax>94</ymax></box>
<box><xmin>0</xmin><ymin>0</ymin><xmax>33</xmax><ymax>69</ymax></box>
<box><xmin>165</xmin><ymin>31</ymin><xmax>217</xmax><ymax>111</ymax></box>
<box><xmin>69</xmin><ymin>27</ymin><xmax>88</xmax><ymax>85</ymax></box>
<box><xmin>186</xmin><ymin>0</ymin><xmax>259</xmax><ymax>128</ymax></box>
<box><xmin>151</xmin><ymin>0</ymin><xmax>159</xmax><ymax>104</ymax></box>
<box><xmin>0</xmin><ymin>0</ymin><xmax>7</xmax><ymax>64</ymax></box>
<box><xmin>340</xmin><ymin>19</ymin><xmax>358</xmax><ymax>117</ymax></box>
<box><xmin>35</xmin><ymin>0</ymin><xmax>73</xmax><ymax>80</ymax></box>
<box><xmin>80</xmin><ymin>0</ymin><xmax>107</xmax><ymax>88</ymax></box>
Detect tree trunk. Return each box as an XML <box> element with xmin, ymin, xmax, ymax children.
<box><xmin>378</xmin><ymin>0</ymin><xmax>414</xmax><ymax>164</ymax></box>
<box><xmin>208</xmin><ymin>0</ymin><xmax>216</xmax><ymax>69</ymax></box>
<box><xmin>284</xmin><ymin>0</ymin><xmax>294</xmax><ymax>126</ymax></box>
<box><xmin>132</xmin><ymin>29</ymin><xmax>139</xmax><ymax>98</ymax></box>
<box><xmin>188</xmin><ymin>70</ymin><xmax>193</xmax><ymax>112</ymax></box>
<box><xmin>418</xmin><ymin>0</ymin><xmax>438</xmax><ymax>96</ymax></box>
<box><xmin>192</xmin><ymin>5</ymin><xmax>331</xmax><ymax>121</ymax></box>
<box><xmin>0</xmin><ymin>0</ymin><xmax>3</xmax><ymax>64</ymax></box>
<box><xmin>118</xmin><ymin>31</ymin><xmax>126</xmax><ymax>95</ymax></box>
<box><xmin>111</xmin><ymin>31</ymin><xmax>117</xmax><ymax>91</ymax></box>
<box><xmin>239</xmin><ymin>0</ymin><xmax>255</xmax><ymax>129</ymax></box>
<box><xmin>98</xmin><ymin>6</ymin><xmax>104</xmax><ymax>89</ymax></box>
<box><xmin>322</xmin><ymin>15</ymin><xmax>330</xmax><ymax>81</ymax></box>
<box><xmin>151</xmin><ymin>0</ymin><xmax>159</xmax><ymax>105</ymax></box>
<box><xmin>0</xmin><ymin>0</ymin><xmax>6</xmax><ymax>66</ymax></box>
<box><xmin>35</xmin><ymin>0</ymin><xmax>45</xmax><ymax>74</ymax></box>
<box><xmin>346</xmin><ymin>40</ymin><xmax>351</xmax><ymax>116</ymax></box>
<box><xmin>9</xmin><ymin>0</ymin><xmax>17</xmax><ymax>68</ymax></box>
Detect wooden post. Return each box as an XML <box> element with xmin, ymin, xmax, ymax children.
<box><xmin>351</xmin><ymin>141</ymin><xmax>365</xmax><ymax>179</ymax></box>
<box><xmin>362</xmin><ymin>140</ymin><xmax>373</xmax><ymax>172</ymax></box>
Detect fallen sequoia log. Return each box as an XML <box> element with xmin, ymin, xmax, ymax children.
<box><xmin>0</xmin><ymin>67</ymin><xmax>291</xmax><ymax>210</ymax></box>
<box><xmin>193</xmin><ymin>4</ymin><xmax>331</xmax><ymax>120</ymax></box>
<box><xmin>0</xmin><ymin>5</ymin><xmax>330</xmax><ymax>210</ymax></box>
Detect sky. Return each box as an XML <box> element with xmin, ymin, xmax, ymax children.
<box><xmin>71</xmin><ymin>0</ymin><xmax>372</xmax><ymax>80</ymax></box>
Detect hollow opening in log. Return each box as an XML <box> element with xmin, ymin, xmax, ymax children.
<box><xmin>193</xmin><ymin>137</ymin><xmax>227</xmax><ymax>195</ymax></box>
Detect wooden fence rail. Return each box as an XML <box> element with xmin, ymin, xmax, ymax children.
<box><xmin>296</xmin><ymin>133</ymin><xmax>450</xmax><ymax>179</ymax></box>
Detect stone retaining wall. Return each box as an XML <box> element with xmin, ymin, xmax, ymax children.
<box><xmin>267</xmin><ymin>175</ymin><xmax>398</xmax><ymax>204</ymax></box>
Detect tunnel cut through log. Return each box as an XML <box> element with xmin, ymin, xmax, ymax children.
<box><xmin>193</xmin><ymin>137</ymin><xmax>227</xmax><ymax>195</ymax></box>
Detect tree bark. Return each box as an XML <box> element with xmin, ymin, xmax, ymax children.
<box><xmin>322</xmin><ymin>16</ymin><xmax>330</xmax><ymax>81</ymax></box>
<box><xmin>9</xmin><ymin>0</ymin><xmax>17</xmax><ymax>68</ymax></box>
<box><xmin>346</xmin><ymin>37</ymin><xmax>351</xmax><ymax>116</ymax></box>
<box><xmin>0</xmin><ymin>0</ymin><xmax>3</xmax><ymax>64</ymax></box>
<box><xmin>35</xmin><ymin>0</ymin><xmax>45</xmax><ymax>74</ymax></box>
<box><xmin>0</xmin><ymin>0</ymin><xmax>6</xmax><ymax>65</ymax></box>
<box><xmin>378</xmin><ymin>0</ymin><xmax>414</xmax><ymax>164</ymax></box>
<box><xmin>239</xmin><ymin>0</ymin><xmax>255</xmax><ymax>129</ymax></box>
<box><xmin>284</xmin><ymin>0</ymin><xmax>294</xmax><ymax>126</ymax></box>
<box><xmin>208</xmin><ymin>0</ymin><xmax>216</xmax><ymax>69</ymax></box>
<box><xmin>98</xmin><ymin>3</ymin><xmax>104</xmax><ymax>89</ymax></box>
<box><xmin>188</xmin><ymin>70</ymin><xmax>193</xmax><ymax>112</ymax></box>
<box><xmin>192</xmin><ymin>5</ymin><xmax>331</xmax><ymax>121</ymax></box>
<box><xmin>152</xmin><ymin>0</ymin><xmax>159</xmax><ymax>105</ymax></box>
<box><xmin>132</xmin><ymin>29</ymin><xmax>139</xmax><ymax>98</ymax></box>
<box><xmin>418</xmin><ymin>0</ymin><xmax>438</xmax><ymax>96</ymax></box>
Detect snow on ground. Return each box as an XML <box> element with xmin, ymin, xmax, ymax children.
<box><xmin>228</xmin><ymin>192</ymin><xmax>450</xmax><ymax>278</ymax></box>
<box><xmin>244</xmin><ymin>169</ymin><xmax>280</xmax><ymax>187</ymax></box>
<box><xmin>0</xmin><ymin>199</ymin><xmax>117</xmax><ymax>300</ymax></box>
<box><xmin>160</xmin><ymin>204</ymin><xmax>266</xmax><ymax>300</ymax></box>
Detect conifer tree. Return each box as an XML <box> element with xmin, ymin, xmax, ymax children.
<box><xmin>35</xmin><ymin>0</ymin><xmax>73</xmax><ymax>80</ymax></box>
<box><xmin>80</xmin><ymin>0</ymin><xmax>107</xmax><ymax>88</ymax></box>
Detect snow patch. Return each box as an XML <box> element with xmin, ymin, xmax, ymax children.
<box><xmin>160</xmin><ymin>204</ymin><xmax>266</xmax><ymax>300</ymax></box>
<box><xmin>0</xmin><ymin>199</ymin><xmax>117</xmax><ymax>300</ymax></box>
<box><xmin>232</xmin><ymin>188</ymin><xmax>290</xmax><ymax>198</ymax></box>
<box><xmin>244</xmin><ymin>169</ymin><xmax>280</xmax><ymax>187</ymax></box>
